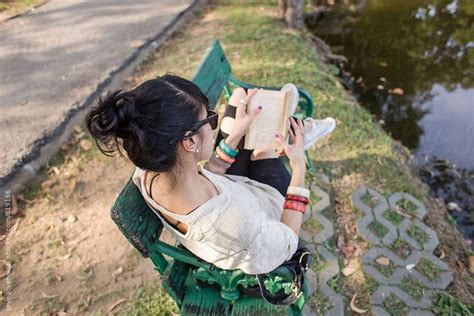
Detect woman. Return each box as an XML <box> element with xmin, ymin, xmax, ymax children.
<box><xmin>85</xmin><ymin>74</ymin><xmax>335</xmax><ymax>274</ymax></box>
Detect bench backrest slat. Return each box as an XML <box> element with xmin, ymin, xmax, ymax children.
<box><xmin>192</xmin><ymin>39</ymin><xmax>231</xmax><ymax>110</ymax></box>
<box><xmin>110</xmin><ymin>176</ymin><xmax>163</xmax><ymax>258</ymax></box>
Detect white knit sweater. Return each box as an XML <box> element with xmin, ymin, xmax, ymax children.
<box><xmin>132</xmin><ymin>163</ymin><xmax>299</xmax><ymax>274</ymax></box>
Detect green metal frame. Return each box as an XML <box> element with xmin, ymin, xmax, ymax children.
<box><xmin>110</xmin><ymin>39</ymin><xmax>318</xmax><ymax>315</ymax></box>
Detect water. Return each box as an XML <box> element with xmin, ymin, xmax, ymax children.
<box><xmin>309</xmin><ymin>0</ymin><xmax>474</xmax><ymax>242</ymax></box>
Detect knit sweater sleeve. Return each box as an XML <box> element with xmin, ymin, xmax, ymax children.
<box><xmin>244</xmin><ymin>219</ymin><xmax>299</xmax><ymax>274</ymax></box>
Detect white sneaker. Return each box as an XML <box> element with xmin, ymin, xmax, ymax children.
<box><xmin>280</xmin><ymin>83</ymin><xmax>299</xmax><ymax>116</ymax></box>
<box><xmin>302</xmin><ymin>117</ymin><xmax>336</xmax><ymax>150</ymax></box>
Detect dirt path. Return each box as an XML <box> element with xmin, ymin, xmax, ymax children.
<box><xmin>1</xmin><ymin>136</ymin><xmax>163</xmax><ymax>314</ymax></box>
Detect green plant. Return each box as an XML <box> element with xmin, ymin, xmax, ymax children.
<box><xmin>434</xmin><ymin>292</ymin><xmax>473</xmax><ymax>315</ymax></box>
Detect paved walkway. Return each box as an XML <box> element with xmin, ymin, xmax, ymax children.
<box><xmin>300</xmin><ymin>184</ymin><xmax>453</xmax><ymax>315</ymax></box>
<box><xmin>0</xmin><ymin>0</ymin><xmax>194</xmax><ymax>188</ymax></box>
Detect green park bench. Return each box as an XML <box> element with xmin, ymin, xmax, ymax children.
<box><xmin>111</xmin><ymin>39</ymin><xmax>316</xmax><ymax>315</ymax></box>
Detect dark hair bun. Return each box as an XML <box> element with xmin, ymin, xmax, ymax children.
<box><xmin>84</xmin><ymin>75</ymin><xmax>209</xmax><ymax>181</ymax></box>
<box><xmin>85</xmin><ymin>90</ymin><xmax>134</xmax><ymax>156</ymax></box>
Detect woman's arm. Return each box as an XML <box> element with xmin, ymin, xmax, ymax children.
<box><xmin>203</xmin><ymin>132</ymin><xmax>244</xmax><ymax>174</ymax></box>
<box><xmin>280</xmin><ymin>163</ymin><xmax>306</xmax><ymax>236</ymax></box>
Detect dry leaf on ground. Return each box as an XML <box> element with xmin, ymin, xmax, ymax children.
<box><xmin>376</xmin><ymin>256</ymin><xmax>390</xmax><ymax>266</ymax></box>
<box><xmin>350</xmin><ymin>293</ymin><xmax>368</xmax><ymax>314</ymax></box>
<box><xmin>79</xmin><ymin>139</ymin><xmax>93</xmax><ymax>151</ymax></box>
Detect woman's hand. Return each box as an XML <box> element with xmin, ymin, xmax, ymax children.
<box><xmin>231</xmin><ymin>88</ymin><xmax>263</xmax><ymax>137</ymax></box>
<box><xmin>274</xmin><ymin>116</ymin><xmax>306</xmax><ymax>170</ymax></box>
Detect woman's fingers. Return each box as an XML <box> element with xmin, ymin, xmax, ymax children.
<box><xmin>289</xmin><ymin>116</ymin><xmax>300</xmax><ymax>133</ymax></box>
<box><xmin>274</xmin><ymin>132</ymin><xmax>288</xmax><ymax>152</ymax></box>
<box><xmin>297</xmin><ymin>118</ymin><xmax>305</xmax><ymax>134</ymax></box>
<box><xmin>245</xmin><ymin>88</ymin><xmax>258</xmax><ymax>102</ymax></box>
<box><xmin>250</xmin><ymin>105</ymin><xmax>263</xmax><ymax>120</ymax></box>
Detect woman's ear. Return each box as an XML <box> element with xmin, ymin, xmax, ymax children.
<box><xmin>181</xmin><ymin>132</ymin><xmax>199</xmax><ymax>153</ymax></box>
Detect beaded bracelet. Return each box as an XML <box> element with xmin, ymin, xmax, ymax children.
<box><xmin>209</xmin><ymin>151</ymin><xmax>232</xmax><ymax>169</ymax></box>
<box><xmin>287</xmin><ymin>186</ymin><xmax>310</xmax><ymax>199</ymax></box>
<box><xmin>283</xmin><ymin>200</ymin><xmax>307</xmax><ymax>214</ymax></box>
<box><xmin>216</xmin><ymin>146</ymin><xmax>236</xmax><ymax>163</ymax></box>
<box><xmin>219</xmin><ymin>139</ymin><xmax>238</xmax><ymax>158</ymax></box>
<box><xmin>286</xmin><ymin>194</ymin><xmax>309</xmax><ymax>205</ymax></box>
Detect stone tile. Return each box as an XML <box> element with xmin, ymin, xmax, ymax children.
<box><xmin>352</xmin><ymin>187</ymin><xmax>382</xmax><ymax>245</ymax></box>
<box><xmin>399</xmin><ymin>218</ymin><xmax>439</xmax><ymax>252</ymax></box>
<box><xmin>371</xmin><ymin>285</ymin><xmax>434</xmax><ymax>309</ymax></box>
<box><xmin>314</xmin><ymin>212</ymin><xmax>334</xmax><ymax>244</ymax></box>
<box><xmin>317</xmin><ymin>245</ymin><xmax>344</xmax><ymax>316</ymax></box>
<box><xmin>311</xmin><ymin>185</ymin><xmax>330</xmax><ymax>212</ymax></box>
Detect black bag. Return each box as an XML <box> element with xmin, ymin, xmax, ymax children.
<box><xmin>255</xmin><ymin>245</ymin><xmax>313</xmax><ymax>305</ymax></box>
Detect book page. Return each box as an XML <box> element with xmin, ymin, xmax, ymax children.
<box><xmin>244</xmin><ymin>89</ymin><xmax>290</xmax><ymax>151</ymax></box>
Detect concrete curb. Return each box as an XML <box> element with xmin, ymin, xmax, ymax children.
<box><xmin>0</xmin><ymin>0</ymin><xmax>207</xmax><ymax>195</ymax></box>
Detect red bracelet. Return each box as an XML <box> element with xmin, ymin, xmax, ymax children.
<box><xmin>286</xmin><ymin>194</ymin><xmax>309</xmax><ymax>205</ymax></box>
<box><xmin>283</xmin><ymin>200</ymin><xmax>307</xmax><ymax>213</ymax></box>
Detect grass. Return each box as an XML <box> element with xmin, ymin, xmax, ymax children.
<box><xmin>361</xmin><ymin>194</ymin><xmax>380</xmax><ymax>209</ymax></box>
<box><xmin>308</xmin><ymin>291</ymin><xmax>334</xmax><ymax>315</ymax></box>
<box><xmin>434</xmin><ymin>292</ymin><xmax>474</xmax><ymax>315</ymax></box>
<box><xmin>383</xmin><ymin>209</ymin><xmax>405</xmax><ymax>225</ymax></box>
<box><xmin>375</xmin><ymin>258</ymin><xmax>397</xmax><ymax>277</ymax></box>
<box><xmin>383</xmin><ymin>294</ymin><xmax>409</xmax><ymax>316</ymax></box>
<box><xmin>123</xmin><ymin>284</ymin><xmax>178</xmax><ymax>316</ymax></box>
<box><xmin>396</xmin><ymin>199</ymin><xmax>418</xmax><ymax>214</ymax></box>
<box><xmin>0</xmin><ymin>0</ymin><xmax>43</xmax><ymax>14</ymax></box>
<box><xmin>398</xmin><ymin>276</ymin><xmax>427</xmax><ymax>301</ymax></box>
<box><xmin>407</xmin><ymin>224</ymin><xmax>429</xmax><ymax>247</ymax></box>
<box><xmin>416</xmin><ymin>257</ymin><xmax>442</xmax><ymax>281</ymax></box>
<box><xmin>306</xmin><ymin>217</ymin><xmax>323</xmax><ymax>231</ymax></box>
<box><xmin>368</xmin><ymin>221</ymin><xmax>388</xmax><ymax>238</ymax></box>
<box><xmin>390</xmin><ymin>239</ymin><xmax>412</xmax><ymax>259</ymax></box>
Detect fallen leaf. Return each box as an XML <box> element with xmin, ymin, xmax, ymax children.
<box><xmin>391</xmin><ymin>87</ymin><xmax>404</xmax><ymax>95</ymax></box>
<box><xmin>52</xmin><ymin>167</ymin><xmax>60</xmax><ymax>175</ymax></box>
<box><xmin>42</xmin><ymin>293</ymin><xmax>58</xmax><ymax>299</ymax></box>
<box><xmin>0</xmin><ymin>261</ymin><xmax>12</xmax><ymax>279</ymax></box>
<box><xmin>79</xmin><ymin>139</ymin><xmax>93</xmax><ymax>151</ymax></box>
<box><xmin>337</xmin><ymin>235</ymin><xmax>345</xmax><ymax>249</ymax></box>
<box><xmin>41</xmin><ymin>179</ymin><xmax>56</xmax><ymax>190</ymax></box>
<box><xmin>376</xmin><ymin>257</ymin><xmax>390</xmax><ymax>266</ymax></box>
<box><xmin>380</xmin><ymin>62</ymin><xmax>388</xmax><ymax>67</ymax></box>
<box><xmin>74</xmin><ymin>125</ymin><xmax>83</xmax><ymax>134</ymax></box>
<box><xmin>107</xmin><ymin>298</ymin><xmax>127</xmax><ymax>313</ymax></box>
<box><xmin>59</xmin><ymin>254</ymin><xmax>72</xmax><ymax>261</ymax></box>
<box><xmin>9</xmin><ymin>219</ymin><xmax>20</xmax><ymax>238</ymax></box>
<box><xmin>350</xmin><ymin>293</ymin><xmax>368</xmax><ymax>314</ymax></box>
<box><xmin>112</xmin><ymin>267</ymin><xmax>123</xmax><ymax>278</ymax></box>
<box><xmin>468</xmin><ymin>256</ymin><xmax>474</xmax><ymax>273</ymax></box>
<box><xmin>352</xmin><ymin>244</ymin><xmax>363</xmax><ymax>258</ymax></box>
<box><xmin>342</xmin><ymin>259</ymin><xmax>358</xmax><ymax>276</ymax></box>
<box><xmin>66</xmin><ymin>215</ymin><xmax>77</xmax><ymax>224</ymax></box>
<box><xmin>393</xmin><ymin>205</ymin><xmax>412</xmax><ymax>218</ymax></box>
<box><xmin>438</xmin><ymin>249</ymin><xmax>445</xmax><ymax>259</ymax></box>
<box><xmin>447</xmin><ymin>202</ymin><xmax>462</xmax><ymax>212</ymax></box>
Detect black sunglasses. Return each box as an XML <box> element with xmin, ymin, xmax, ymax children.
<box><xmin>181</xmin><ymin>109</ymin><xmax>219</xmax><ymax>140</ymax></box>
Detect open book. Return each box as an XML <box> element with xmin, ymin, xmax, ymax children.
<box><xmin>244</xmin><ymin>89</ymin><xmax>292</xmax><ymax>152</ymax></box>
